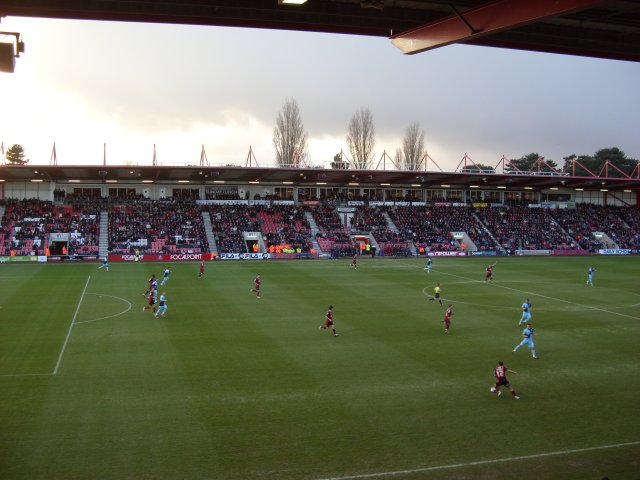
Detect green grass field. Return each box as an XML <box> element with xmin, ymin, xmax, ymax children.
<box><xmin>1</xmin><ymin>256</ymin><xmax>639</xmax><ymax>480</ymax></box>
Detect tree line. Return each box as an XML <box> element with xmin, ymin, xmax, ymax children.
<box><xmin>274</xmin><ymin>98</ymin><xmax>424</xmax><ymax>171</ymax></box>
<box><xmin>3</xmin><ymin>99</ymin><xmax>637</xmax><ymax>178</ymax></box>
<box><xmin>467</xmin><ymin>148</ymin><xmax>638</xmax><ymax>178</ymax></box>
<box><xmin>274</xmin><ymin>98</ymin><xmax>638</xmax><ymax>177</ymax></box>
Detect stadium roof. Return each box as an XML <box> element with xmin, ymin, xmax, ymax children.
<box><xmin>1</xmin><ymin>0</ymin><xmax>639</xmax><ymax>62</ymax></box>
<box><xmin>1</xmin><ymin>1</ymin><xmax>638</xmax><ymax>192</ymax></box>
<box><xmin>1</xmin><ymin>164</ymin><xmax>638</xmax><ymax>191</ymax></box>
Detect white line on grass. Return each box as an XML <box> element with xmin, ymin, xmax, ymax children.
<box><xmin>312</xmin><ymin>440</ymin><xmax>640</xmax><ymax>480</ymax></box>
<box><xmin>52</xmin><ymin>275</ymin><xmax>90</xmax><ymax>375</ymax></box>
<box><xmin>420</xmin><ymin>286</ymin><xmax>515</xmax><ymax>309</ymax></box>
<box><xmin>437</xmin><ymin>271</ymin><xmax>640</xmax><ymax>320</ymax></box>
<box><xmin>423</xmin><ymin>286</ymin><xmax>635</xmax><ymax>313</ymax></box>
<box><xmin>75</xmin><ymin>293</ymin><xmax>132</xmax><ymax>325</ymax></box>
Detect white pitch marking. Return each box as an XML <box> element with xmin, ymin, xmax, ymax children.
<box><xmin>0</xmin><ymin>372</ymin><xmax>53</xmax><ymax>378</ymax></box>
<box><xmin>421</xmin><ymin>285</ymin><xmax>637</xmax><ymax>313</ymax></box>
<box><xmin>312</xmin><ymin>440</ymin><xmax>640</xmax><ymax>480</ymax></box>
<box><xmin>428</xmin><ymin>280</ymin><xmax>482</xmax><ymax>286</ymax></box>
<box><xmin>438</xmin><ymin>270</ymin><xmax>640</xmax><ymax>320</ymax></box>
<box><xmin>75</xmin><ymin>293</ymin><xmax>132</xmax><ymax>324</ymax></box>
<box><xmin>420</xmin><ymin>286</ymin><xmax>514</xmax><ymax>309</ymax></box>
<box><xmin>52</xmin><ymin>275</ymin><xmax>90</xmax><ymax>375</ymax></box>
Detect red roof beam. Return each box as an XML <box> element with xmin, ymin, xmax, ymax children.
<box><xmin>529</xmin><ymin>157</ymin><xmax>564</xmax><ymax>176</ymax></box>
<box><xmin>571</xmin><ymin>158</ymin><xmax>598</xmax><ymax>177</ymax></box>
<box><xmin>454</xmin><ymin>153</ymin><xmax>483</xmax><ymax>173</ymax></box>
<box><xmin>597</xmin><ymin>160</ymin><xmax>632</xmax><ymax>179</ymax></box>
<box><xmin>420</xmin><ymin>153</ymin><xmax>444</xmax><ymax>172</ymax></box>
<box><xmin>390</xmin><ymin>0</ymin><xmax>607</xmax><ymax>55</ymax></box>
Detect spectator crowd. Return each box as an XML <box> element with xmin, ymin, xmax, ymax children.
<box><xmin>0</xmin><ymin>196</ymin><xmax>638</xmax><ymax>256</ymax></box>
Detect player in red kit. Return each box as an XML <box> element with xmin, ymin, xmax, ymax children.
<box><xmin>443</xmin><ymin>304</ymin><xmax>453</xmax><ymax>333</ymax></box>
<box><xmin>491</xmin><ymin>361</ymin><xmax>519</xmax><ymax>399</ymax></box>
<box><xmin>144</xmin><ymin>274</ymin><xmax>156</xmax><ymax>296</ymax></box>
<box><xmin>251</xmin><ymin>274</ymin><xmax>261</xmax><ymax>298</ymax></box>
<box><xmin>485</xmin><ymin>263</ymin><xmax>495</xmax><ymax>283</ymax></box>
<box><xmin>319</xmin><ymin>305</ymin><xmax>338</xmax><ymax>337</ymax></box>
<box><xmin>350</xmin><ymin>254</ymin><xmax>358</xmax><ymax>270</ymax></box>
<box><xmin>143</xmin><ymin>290</ymin><xmax>156</xmax><ymax>313</ymax></box>
<box><xmin>198</xmin><ymin>261</ymin><xmax>205</xmax><ymax>278</ymax></box>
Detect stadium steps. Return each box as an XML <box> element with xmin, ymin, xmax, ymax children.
<box><xmin>98</xmin><ymin>210</ymin><xmax>109</xmax><ymax>257</ymax></box>
<box><xmin>304</xmin><ymin>211</ymin><xmax>322</xmax><ymax>253</ymax></box>
<box><xmin>472</xmin><ymin>212</ymin><xmax>505</xmax><ymax>252</ymax></box>
<box><xmin>592</xmin><ymin>231</ymin><xmax>619</xmax><ymax>249</ymax></box>
<box><xmin>0</xmin><ymin>205</ymin><xmax>6</xmax><ymax>255</ymax></box>
<box><xmin>202</xmin><ymin>212</ymin><xmax>218</xmax><ymax>255</ymax></box>
<box><xmin>551</xmin><ymin>219</ymin><xmax>583</xmax><ymax>248</ymax></box>
<box><xmin>451</xmin><ymin>231</ymin><xmax>477</xmax><ymax>252</ymax></box>
<box><xmin>382</xmin><ymin>212</ymin><xmax>400</xmax><ymax>234</ymax></box>
<box><xmin>382</xmin><ymin>212</ymin><xmax>415</xmax><ymax>255</ymax></box>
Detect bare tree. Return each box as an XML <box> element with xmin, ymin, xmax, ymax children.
<box><xmin>401</xmin><ymin>122</ymin><xmax>425</xmax><ymax>170</ymax></box>
<box><xmin>394</xmin><ymin>148</ymin><xmax>403</xmax><ymax>167</ymax></box>
<box><xmin>273</xmin><ymin>98</ymin><xmax>308</xmax><ymax>167</ymax></box>
<box><xmin>346</xmin><ymin>107</ymin><xmax>375</xmax><ymax>169</ymax></box>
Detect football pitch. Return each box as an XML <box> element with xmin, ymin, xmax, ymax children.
<box><xmin>1</xmin><ymin>256</ymin><xmax>639</xmax><ymax>480</ymax></box>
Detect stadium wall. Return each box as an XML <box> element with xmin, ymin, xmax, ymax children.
<box><xmin>3</xmin><ymin>181</ymin><xmax>53</xmax><ymax>200</ymax></box>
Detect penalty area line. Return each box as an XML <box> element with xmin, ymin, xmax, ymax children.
<box><xmin>312</xmin><ymin>440</ymin><xmax>640</xmax><ymax>480</ymax></box>
<box><xmin>52</xmin><ymin>275</ymin><xmax>91</xmax><ymax>375</ymax></box>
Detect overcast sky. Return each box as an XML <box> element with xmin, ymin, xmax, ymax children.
<box><xmin>1</xmin><ymin>16</ymin><xmax>639</xmax><ymax>171</ymax></box>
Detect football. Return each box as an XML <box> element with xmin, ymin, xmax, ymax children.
<box><xmin>490</xmin><ymin>387</ymin><xmax>497</xmax><ymax>393</ymax></box>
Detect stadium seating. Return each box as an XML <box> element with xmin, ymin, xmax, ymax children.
<box><xmin>351</xmin><ymin>206</ymin><xmax>411</xmax><ymax>256</ymax></box>
<box><xmin>388</xmin><ymin>206</ymin><xmax>495</xmax><ymax>253</ymax></box>
<box><xmin>206</xmin><ymin>205</ymin><xmax>259</xmax><ymax>254</ymax></box>
<box><xmin>474</xmin><ymin>205</ymin><xmax>575</xmax><ymax>251</ymax></box>
<box><xmin>1</xmin><ymin>197</ymin><xmax>638</xmax><ymax>257</ymax></box>
<box><xmin>256</xmin><ymin>205</ymin><xmax>313</xmax><ymax>253</ymax></box>
<box><xmin>305</xmin><ymin>205</ymin><xmax>357</xmax><ymax>257</ymax></box>
<box><xmin>109</xmin><ymin>199</ymin><xmax>208</xmax><ymax>254</ymax></box>
<box><xmin>0</xmin><ymin>198</ymin><xmax>100</xmax><ymax>255</ymax></box>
